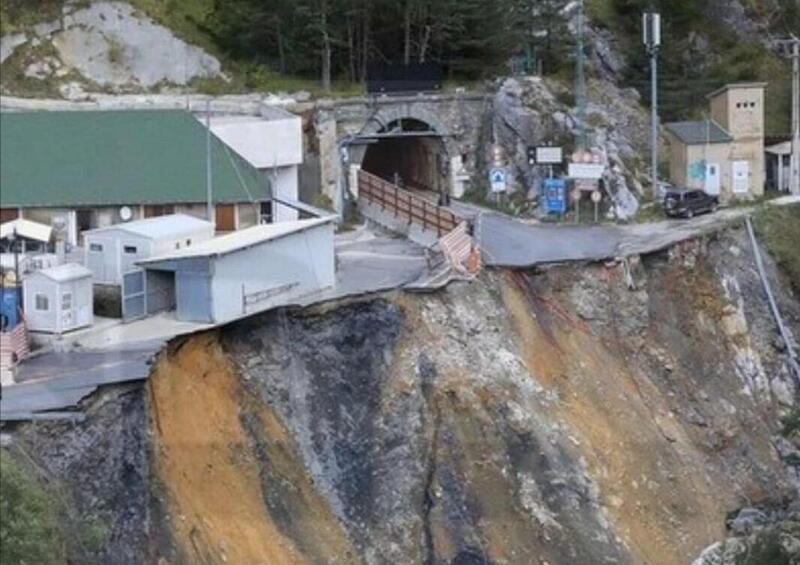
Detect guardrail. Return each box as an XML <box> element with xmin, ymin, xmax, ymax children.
<box><xmin>358</xmin><ymin>170</ymin><xmax>463</xmax><ymax>237</ymax></box>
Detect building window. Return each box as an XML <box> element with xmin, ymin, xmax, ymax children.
<box><xmin>186</xmin><ymin>239</ymin><xmax>191</xmax><ymax>246</ymax></box>
<box><xmin>89</xmin><ymin>243</ymin><xmax>103</xmax><ymax>252</ymax></box>
<box><xmin>123</xmin><ymin>245</ymin><xmax>138</xmax><ymax>254</ymax></box>
<box><xmin>62</xmin><ymin>293</ymin><xmax>72</xmax><ymax>311</ymax></box>
<box><xmin>35</xmin><ymin>294</ymin><xmax>49</xmax><ymax>311</ymax></box>
<box><xmin>175</xmin><ymin>242</ymin><xmax>181</xmax><ymax>250</ymax></box>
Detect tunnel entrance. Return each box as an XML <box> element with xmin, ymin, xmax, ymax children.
<box><xmin>360</xmin><ymin>118</ymin><xmax>448</xmax><ymax>196</ymax></box>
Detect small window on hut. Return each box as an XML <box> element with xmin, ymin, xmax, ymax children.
<box><xmin>35</xmin><ymin>294</ymin><xmax>49</xmax><ymax>311</ymax></box>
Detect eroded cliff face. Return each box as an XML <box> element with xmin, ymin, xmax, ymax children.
<box><xmin>6</xmin><ymin>224</ymin><xmax>799</xmax><ymax>564</ymax></box>
<box><xmin>145</xmin><ymin>225</ymin><xmax>799</xmax><ymax>564</ymax></box>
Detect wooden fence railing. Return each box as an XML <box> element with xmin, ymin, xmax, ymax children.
<box><xmin>357</xmin><ymin>170</ymin><xmax>463</xmax><ymax>237</ymax></box>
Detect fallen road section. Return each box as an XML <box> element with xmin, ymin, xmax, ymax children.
<box><xmin>0</xmin><ymin>342</ymin><xmax>161</xmax><ymax>421</ymax></box>
<box><xmin>478</xmin><ymin>195</ymin><xmax>800</xmax><ymax>268</ymax></box>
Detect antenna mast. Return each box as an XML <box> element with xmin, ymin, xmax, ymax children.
<box><xmin>575</xmin><ymin>0</ymin><xmax>587</xmax><ymax>150</ymax></box>
<box><xmin>205</xmin><ymin>99</ymin><xmax>214</xmax><ymax>224</ymax></box>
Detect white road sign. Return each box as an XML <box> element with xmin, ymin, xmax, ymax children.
<box><xmin>490</xmin><ymin>168</ymin><xmax>507</xmax><ymax>193</ymax></box>
<box><xmin>568</xmin><ymin>163</ymin><xmax>605</xmax><ymax>180</ymax></box>
<box><xmin>536</xmin><ymin>146</ymin><xmax>563</xmax><ymax>164</ymax></box>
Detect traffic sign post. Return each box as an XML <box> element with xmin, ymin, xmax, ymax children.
<box><xmin>571</xmin><ymin>188</ymin><xmax>582</xmax><ymax>223</ymax></box>
<box><xmin>490</xmin><ymin>168</ymin><xmax>506</xmax><ymax>194</ymax></box>
<box><xmin>591</xmin><ymin>190</ymin><xmax>602</xmax><ymax>223</ymax></box>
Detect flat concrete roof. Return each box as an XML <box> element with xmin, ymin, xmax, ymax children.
<box><xmin>706</xmin><ymin>82</ymin><xmax>768</xmax><ymax>100</ymax></box>
<box><xmin>0</xmin><ymin>218</ymin><xmax>52</xmax><ymax>243</ymax></box>
<box><xmin>32</xmin><ymin>263</ymin><xmax>93</xmax><ymax>282</ymax></box>
<box><xmin>139</xmin><ymin>217</ymin><xmax>334</xmax><ymax>264</ymax></box>
<box><xmin>84</xmin><ymin>214</ymin><xmax>214</xmax><ymax>240</ymax></box>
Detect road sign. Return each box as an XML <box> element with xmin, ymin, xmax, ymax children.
<box><xmin>575</xmin><ymin>179</ymin><xmax>598</xmax><ymax>192</ymax></box>
<box><xmin>536</xmin><ymin>146</ymin><xmax>563</xmax><ymax>165</ymax></box>
<box><xmin>544</xmin><ymin>178</ymin><xmax>567</xmax><ymax>214</ymax></box>
<box><xmin>570</xmin><ymin>188</ymin><xmax>581</xmax><ymax>202</ymax></box>
<box><xmin>490</xmin><ymin>168</ymin><xmax>506</xmax><ymax>193</ymax></box>
<box><xmin>568</xmin><ymin>163</ymin><xmax>605</xmax><ymax>180</ymax></box>
<box><xmin>590</xmin><ymin>190</ymin><xmax>602</xmax><ymax>203</ymax></box>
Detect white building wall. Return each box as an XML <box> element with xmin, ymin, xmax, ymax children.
<box><xmin>23</xmin><ymin>276</ymin><xmax>58</xmax><ymax>332</ymax></box>
<box><xmin>209</xmin><ymin>116</ymin><xmax>302</xmax><ymax>169</ymax></box>
<box><xmin>209</xmin><ymin>222</ymin><xmax>335</xmax><ymax>324</ymax></box>
<box><xmin>22</xmin><ymin>275</ymin><xmax>92</xmax><ymax>333</ymax></box>
<box><xmin>269</xmin><ymin>165</ymin><xmax>300</xmax><ymax>222</ymax></box>
<box><xmin>85</xmin><ymin>224</ymin><xmax>213</xmax><ymax>285</ymax></box>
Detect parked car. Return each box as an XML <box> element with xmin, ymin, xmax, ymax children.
<box><xmin>663</xmin><ymin>189</ymin><xmax>719</xmax><ymax>218</ymax></box>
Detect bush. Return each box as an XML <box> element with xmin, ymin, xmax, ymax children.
<box><xmin>0</xmin><ymin>449</ymin><xmax>64</xmax><ymax>564</ymax></box>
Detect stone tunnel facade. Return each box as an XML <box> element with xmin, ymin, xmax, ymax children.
<box><xmin>313</xmin><ymin>92</ymin><xmax>492</xmax><ymax>212</ymax></box>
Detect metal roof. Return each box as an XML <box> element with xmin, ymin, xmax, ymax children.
<box><xmin>0</xmin><ymin>219</ymin><xmax>52</xmax><ymax>243</ymax></box>
<box><xmin>33</xmin><ymin>263</ymin><xmax>93</xmax><ymax>283</ymax></box>
<box><xmin>664</xmin><ymin>121</ymin><xmax>733</xmax><ymax>145</ymax></box>
<box><xmin>0</xmin><ymin>110</ymin><xmax>269</xmax><ymax>208</ymax></box>
<box><xmin>84</xmin><ymin>214</ymin><xmax>214</xmax><ymax>240</ymax></box>
<box><xmin>139</xmin><ymin>217</ymin><xmax>335</xmax><ymax>263</ymax></box>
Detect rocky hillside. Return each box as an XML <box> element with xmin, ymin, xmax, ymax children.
<box><xmin>3</xmin><ymin>215</ymin><xmax>800</xmax><ymax>564</ymax></box>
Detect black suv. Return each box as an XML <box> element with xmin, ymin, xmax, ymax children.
<box><xmin>663</xmin><ymin>189</ymin><xmax>718</xmax><ymax>218</ymax></box>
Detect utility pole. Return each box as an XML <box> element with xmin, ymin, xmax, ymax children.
<box><xmin>575</xmin><ymin>0</ymin><xmax>587</xmax><ymax>149</ymax></box>
<box><xmin>205</xmin><ymin>99</ymin><xmax>214</xmax><ymax>224</ymax></box>
<box><xmin>788</xmin><ymin>37</ymin><xmax>799</xmax><ymax>195</ymax></box>
<box><xmin>643</xmin><ymin>11</ymin><xmax>661</xmax><ymax>199</ymax></box>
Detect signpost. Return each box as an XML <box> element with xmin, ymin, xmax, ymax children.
<box><xmin>591</xmin><ymin>190</ymin><xmax>602</xmax><ymax>223</ymax></box>
<box><xmin>571</xmin><ymin>188</ymin><xmax>582</xmax><ymax>223</ymax></box>
<box><xmin>535</xmin><ymin>146</ymin><xmax>563</xmax><ymax>165</ymax></box>
<box><xmin>568</xmin><ymin>163</ymin><xmax>604</xmax><ymax>180</ymax></box>
<box><xmin>490</xmin><ymin>168</ymin><xmax>507</xmax><ymax>194</ymax></box>
<box><xmin>544</xmin><ymin>178</ymin><xmax>567</xmax><ymax>214</ymax></box>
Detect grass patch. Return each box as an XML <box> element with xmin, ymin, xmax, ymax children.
<box><xmin>0</xmin><ymin>449</ymin><xmax>65</xmax><ymax>564</ymax></box>
<box><xmin>752</xmin><ymin>203</ymin><xmax>800</xmax><ymax>295</ymax></box>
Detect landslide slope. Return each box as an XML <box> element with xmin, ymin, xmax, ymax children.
<box><xmin>148</xmin><ymin>222</ymin><xmax>800</xmax><ymax>564</ymax></box>
<box><xmin>5</xmin><ymin>220</ymin><xmax>799</xmax><ymax>564</ymax></box>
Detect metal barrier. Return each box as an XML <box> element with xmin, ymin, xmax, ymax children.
<box><xmin>358</xmin><ymin>170</ymin><xmax>463</xmax><ymax>237</ymax></box>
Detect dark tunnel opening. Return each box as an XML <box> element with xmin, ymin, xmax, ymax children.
<box><xmin>360</xmin><ymin>119</ymin><xmax>447</xmax><ymax>194</ymax></box>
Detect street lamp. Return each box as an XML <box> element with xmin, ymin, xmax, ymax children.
<box><xmin>643</xmin><ymin>11</ymin><xmax>661</xmax><ymax>199</ymax></box>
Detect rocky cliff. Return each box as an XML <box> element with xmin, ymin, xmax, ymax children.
<box><xmin>3</xmin><ymin>219</ymin><xmax>799</xmax><ymax>564</ymax></box>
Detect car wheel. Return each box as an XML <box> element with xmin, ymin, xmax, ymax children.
<box><xmin>685</xmin><ymin>209</ymin><xmax>694</xmax><ymax>219</ymax></box>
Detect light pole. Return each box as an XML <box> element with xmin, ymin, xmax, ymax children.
<box><xmin>643</xmin><ymin>12</ymin><xmax>661</xmax><ymax>199</ymax></box>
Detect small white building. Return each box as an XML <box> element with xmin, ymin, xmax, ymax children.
<box><xmin>84</xmin><ymin>214</ymin><xmax>215</xmax><ymax>285</ymax></box>
<box><xmin>206</xmin><ymin>108</ymin><xmax>303</xmax><ymax>222</ymax></box>
<box><xmin>23</xmin><ymin>263</ymin><xmax>93</xmax><ymax>333</ymax></box>
<box><xmin>138</xmin><ymin>217</ymin><xmax>335</xmax><ymax>324</ymax></box>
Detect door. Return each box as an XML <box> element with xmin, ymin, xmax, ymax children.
<box><xmin>705</xmin><ymin>162</ymin><xmax>720</xmax><ymax>195</ymax></box>
<box><xmin>76</xmin><ymin>282</ymin><xmax>91</xmax><ymax>327</ymax></box>
<box><xmin>215</xmin><ymin>204</ymin><xmax>236</xmax><ymax>231</ymax></box>
<box><xmin>86</xmin><ymin>241</ymin><xmax>107</xmax><ymax>282</ymax></box>
<box><xmin>732</xmin><ymin>161</ymin><xmax>749</xmax><ymax>194</ymax></box>
<box><xmin>61</xmin><ymin>291</ymin><xmax>74</xmax><ymax>330</ymax></box>
<box><xmin>122</xmin><ymin>269</ymin><xmax>147</xmax><ymax>322</ymax></box>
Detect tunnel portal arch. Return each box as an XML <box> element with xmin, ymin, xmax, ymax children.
<box><xmin>349</xmin><ymin>107</ymin><xmax>461</xmax><ymax>199</ymax></box>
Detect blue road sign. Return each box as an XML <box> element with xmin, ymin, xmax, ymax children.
<box><xmin>490</xmin><ymin>168</ymin><xmax>506</xmax><ymax>193</ymax></box>
<box><xmin>544</xmin><ymin>178</ymin><xmax>567</xmax><ymax>214</ymax></box>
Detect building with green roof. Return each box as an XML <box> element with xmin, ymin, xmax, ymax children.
<box><xmin>0</xmin><ymin>109</ymin><xmax>272</xmax><ymax>243</ymax></box>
